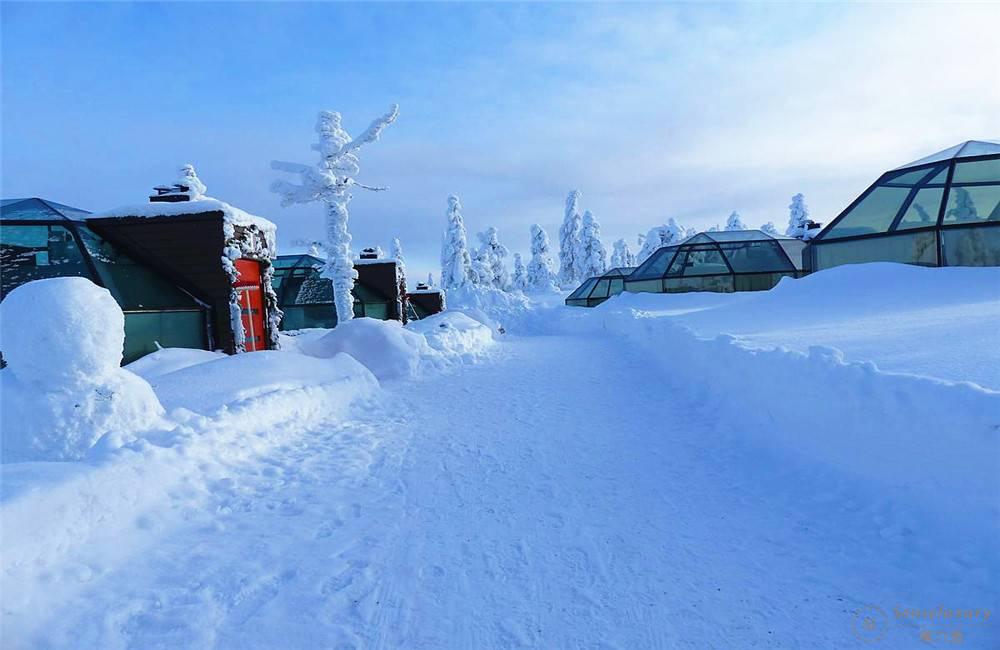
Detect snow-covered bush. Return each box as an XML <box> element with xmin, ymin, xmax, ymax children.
<box><xmin>301</xmin><ymin>317</ymin><xmax>430</xmax><ymax>380</ymax></box>
<box><xmin>0</xmin><ymin>278</ymin><xmax>165</xmax><ymax>461</ymax></box>
<box><xmin>610</xmin><ymin>238</ymin><xmax>635</xmax><ymax>268</ymax></box>
<box><xmin>441</xmin><ymin>195</ymin><xmax>473</xmax><ymax>289</ymax></box>
<box><xmin>760</xmin><ymin>222</ymin><xmax>779</xmax><ymax>236</ymax></box>
<box><xmin>558</xmin><ymin>190</ymin><xmax>583</xmax><ymax>285</ymax></box>
<box><xmin>576</xmin><ymin>210</ymin><xmax>607</xmax><ymax>278</ymax></box>
<box><xmin>786</xmin><ymin>193</ymin><xmax>811</xmax><ymax>239</ymax></box>
<box><xmin>725</xmin><ymin>211</ymin><xmax>746</xmax><ymax>231</ymax></box>
<box><xmin>526</xmin><ymin>224</ymin><xmax>559</xmax><ymax>293</ymax></box>
<box><xmin>271</xmin><ymin>105</ymin><xmax>399</xmax><ymax>324</ymax></box>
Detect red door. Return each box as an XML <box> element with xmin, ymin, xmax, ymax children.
<box><xmin>234</xmin><ymin>259</ymin><xmax>267</xmax><ymax>352</ymax></box>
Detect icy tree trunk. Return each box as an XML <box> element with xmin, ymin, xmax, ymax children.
<box><xmin>323</xmin><ymin>200</ymin><xmax>358</xmax><ymax>323</ymax></box>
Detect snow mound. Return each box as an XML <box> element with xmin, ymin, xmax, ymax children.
<box><xmin>125</xmin><ymin>347</ymin><xmax>226</xmax><ymax>381</ymax></box>
<box><xmin>149</xmin><ymin>350</ymin><xmax>376</xmax><ymax>415</ymax></box>
<box><xmin>444</xmin><ymin>284</ymin><xmax>531</xmax><ymax>332</ymax></box>
<box><xmin>2</xmin><ymin>277</ymin><xmax>125</xmax><ymax>386</ymax></box>
<box><xmin>0</xmin><ymin>278</ymin><xmax>165</xmax><ymax>462</ymax></box>
<box><xmin>301</xmin><ymin>318</ymin><xmax>430</xmax><ymax>380</ymax></box>
<box><xmin>407</xmin><ymin>312</ymin><xmax>494</xmax><ymax>359</ymax></box>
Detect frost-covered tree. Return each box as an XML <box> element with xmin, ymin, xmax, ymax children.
<box><xmin>558</xmin><ymin>190</ymin><xmax>583</xmax><ymax>285</ymax></box>
<box><xmin>441</xmin><ymin>195</ymin><xmax>473</xmax><ymax>289</ymax></box>
<box><xmin>610</xmin><ymin>238</ymin><xmax>633</xmax><ymax>268</ymax></box>
<box><xmin>637</xmin><ymin>218</ymin><xmax>687</xmax><ymax>264</ymax></box>
<box><xmin>576</xmin><ymin>210</ymin><xmax>607</xmax><ymax>278</ymax></box>
<box><xmin>391</xmin><ymin>237</ymin><xmax>405</xmax><ymax>266</ymax></box>
<box><xmin>511</xmin><ymin>253</ymin><xmax>527</xmax><ymax>291</ymax></box>
<box><xmin>477</xmin><ymin>227</ymin><xmax>510</xmax><ymax>290</ymax></box>
<box><xmin>469</xmin><ymin>250</ymin><xmax>493</xmax><ymax>286</ymax></box>
<box><xmin>427</xmin><ymin>272</ymin><xmax>435</xmax><ymax>286</ymax></box>
<box><xmin>725</xmin><ymin>211</ymin><xmax>746</xmax><ymax>231</ymax></box>
<box><xmin>760</xmin><ymin>222</ymin><xmax>779</xmax><ymax>236</ymax></box>
<box><xmin>271</xmin><ymin>105</ymin><xmax>399</xmax><ymax>324</ymax></box>
<box><xmin>707</xmin><ymin>224</ymin><xmax>721</xmax><ymax>232</ymax></box>
<box><xmin>526</xmin><ymin>224</ymin><xmax>558</xmax><ymax>292</ymax></box>
<box><xmin>786</xmin><ymin>193</ymin><xmax>811</xmax><ymax>239</ymax></box>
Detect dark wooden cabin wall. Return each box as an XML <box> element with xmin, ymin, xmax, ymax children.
<box><xmin>86</xmin><ymin>213</ymin><xmax>236</xmax><ymax>352</ymax></box>
<box><xmin>357</xmin><ymin>262</ymin><xmax>403</xmax><ymax>321</ymax></box>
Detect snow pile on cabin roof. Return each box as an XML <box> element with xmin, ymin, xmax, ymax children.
<box><xmin>94</xmin><ymin>196</ymin><xmax>276</xmax><ymax>235</ymax></box>
<box><xmin>93</xmin><ymin>165</ymin><xmax>276</xmax><ymax>236</ymax></box>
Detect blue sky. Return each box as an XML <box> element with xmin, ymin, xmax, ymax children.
<box><xmin>3</xmin><ymin>2</ymin><xmax>999</xmax><ymax>278</ymax></box>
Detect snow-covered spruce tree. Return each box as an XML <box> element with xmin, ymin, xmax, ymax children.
<box><xmin>576</xmin><ymin>210</ymin><xmax>607</xmax><ymax>278</ymax></box>
<box><xmin>558</xmin><ymin>190</ymin><xmax>583</xmax><ymax>285</ymax></box>
<box><xmin>477</xmin><ymin>227</ymin><xmax>510</xmax><ymax>290</ymax></box>
<box><xmin>786</xmin><ymin>193</ymin><xmax>811</xmax><ymax>239</ymax></box>
<box><xmin>610</xmin><ymin>238</ymin><xmax>633</xmax><ymax>268</ymax></box>
<box><xmin>760</xmin><ymin>222</ymin><xmax>779</xmax><ymax>236</ymax></box>
<box><xmin>526</xmin><ymin>224</ymin><xmax>558</xmax><ymax>292</ymax></box>
<box><xmin>390</xmin><ymin>237</ymin><xmax>408</xmax><ymax>321</ymax></box>
<box><xmin>725</xmin><ymin>211</ymin><xmax>746</xmax><ymax>231</ymax></box>
<box><xmin>637</xmin><ymin>218</ymin><xmax>686</xmax><ymax>264</ymax></box>
<box><xmin>427</xmin><ymin>272</ymin><xmax>435</xmax><ymax>287</ymax></box>
<box><xmin>271</xmin><ymin>105</ymin><xmax>399</xmax><ymax>324</ymax></box>
<box><xmin>470</xmin><ymin>249</ymin><xmax>493</xmax><ymax>286</ymax></box>
<box><xmin>511</xmin><ymin>253</ymin><xmax>527</xmax><ymax>291</ymax></box>
<box><xmin>707</xmin><ymin>224</ymin><xmax>721</xmax><ymax>232</ymax></box>
<box><xmin>441</xmin><ymin>195</ymin><xmax>473</xmax><ymax>290</ymax></box>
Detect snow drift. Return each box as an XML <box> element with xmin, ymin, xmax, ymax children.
<box><xmin>407</xmin><ymin>312</ymin><xmax>495</xmax><ymax>360</ymax></box>
<box><xmin>562</xmin><ymin>286</ymin><xmax>1000</xmax><ymax>521</ymax></box>
<box><xmin>0</xmin><ymin>278</ymin><xmax>165</xmax><ymax>462</ymax></box>
<box><xmin>300</xmin><ymin>318</ymin><xmax>430</xmax><ymax>380</ymax></box>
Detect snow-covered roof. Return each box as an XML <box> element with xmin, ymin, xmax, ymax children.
<box><xmin>894</xmin><ymin>140</ymin><xmax>1000</xmax><ymax>170</ymax></box>
<box><xmin>355</xmin><ymin>257</ymin><xmax>399</xmax><ymax>266</ymax></box>
<box><xmin>92</xmin><ymin>196</ymin><xmax>276</xmax><ymax>235</ymax></box>
<box><xmin>408</xmin><ymin>287</ymin><xmax>441</xmax><ymax>295</ymax></box>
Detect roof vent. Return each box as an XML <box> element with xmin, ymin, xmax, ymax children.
<box><xmin>150</xmin><ymin>184</ymin><xmax>193</xmax><ymax>203</ymax></box>
<box><xmin>415</xmin><ymin>282</ymin><xmax>430</xmax><ymax>291</ymax></box>
<box><xmin>359</xmin><ymin>247</ymin><xmax>380</xmax><ymax>260</ymax></box>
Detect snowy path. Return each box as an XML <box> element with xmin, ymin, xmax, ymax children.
<box><xmin>21</xmin><ymin>334</ymin><xmax>997</xmax><ymax>649</ymax></box>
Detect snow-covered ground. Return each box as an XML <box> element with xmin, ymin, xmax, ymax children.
<box><xmin>1</xmin><ymin>265</ymin><xmax>997</xmax><ymax>648</ymax></box>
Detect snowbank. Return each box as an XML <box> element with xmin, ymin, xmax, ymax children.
<box><xmin>0</xmin><ymin>278</ymin><xmax>165</xmax><ymax>462</ymax></box>
<box><xmin>149</xmin><ymin>350</ymin><xmax>376</xmax><ymax>415</ymax></box>
<box><xmin>597</xmin><ymin>263</ymin><xmax>1000</xmax><ymax>389</ymax></box>
<box><xmin>564</xmin><ymin>302</ymin><xmax>1000</xmax><ymax>520</ymax></box>
<box><xmin>407</xmin><ymin>312</ymin><xmax>494</xmax><ymax>360</ymax></box>
<box><xmin>444</xmin><ymin>284</ymin><xmax>531</xmax><ymax>332</ymax></box>
<box><xmin>125</xmin><ymin>347</ymin><xmax>226</xmax><ymax>381</ymax></box>
<box><xmin>300</xmin><ymin>318</ymin><xmax>430</xmax><ymax>380</ymax></box>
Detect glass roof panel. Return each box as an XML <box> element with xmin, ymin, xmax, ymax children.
<box><xmin>941</xmin><ymin>185</ymin><xmax>1000</xmax><ymax>224</ymax></box>
<box><xmin>630</xmin><ymin>248</ymin><xmax>675</xmax><ymax>280</ymax></box>
<box><xmin>676</xmin><ymin>247</ymin><xmax>730</xmax><ymax>276</ymax></box>
<box><xmin>703</xmin><ymin>230</ymin><xmax>773</xmax><ymax>242</ymax></box>
<box><xmin>823</xmin><ymin>186</ymin><xmax>911</xmax><ymax>238</ymax></box>
<box><xmin>1</xmin><ymin>198</ymin><xmax>68</xmax><ymax>221</ymax></box>
<box><xmin>895</xmin><ymin>187</ymin><xmax>945</xmax><ymax>230</ymax></box>
<box><xmin>590</xmin><ymin>279</ymin><xmax>611</xmax><ymax>299</ymax></box>
<box><xmin>776</xmin><ymin>240</ymin><xmax>808</xmax><ymax>271</ymax></box>
<box><xmin>883</xmin><ymin>165</ymin><xmax>942</xmax><ymax>186</ymax></box>
<box><xmin>951</xmin><ymin>158</ymin><xmax>1000</xmax><ymax>184</ymax></box>
<box><xmin>684</xmin><ymin>233</ymin><xmax>714</xmax><ymax>244</ymax></box>
<box><xmin>567</xmin><ymin>277</ymin><xmax>598</xmax><ymax>299</ymax></box>
<box><xmin>923</xmin><ymin>166</ymin><xmax>949</xmax><ymax>184</ymax></box>
<box><xmin>719</xmin><ymin>241</ymin><xmax>794</xmax><ymax>273</ymax></box>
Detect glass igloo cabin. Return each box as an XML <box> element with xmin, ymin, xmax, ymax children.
<box><xmin>809</xmin><ymin>140</ymin><xmax>1000</xmax><ymax>270</ymax></box>
<box><xmin>1</xmin><ymin>198</ymin><xmax>209</xmax><ymax>362</ymax></box>
<box><xmin>623</xmin><ymin>230</ymin><xmax>808</xmax><ymax>294</ymax></box>
<box><xmin>565</xmin><ymin>266</ymin><xmax>636</xmax><ymax>307</ymax></box>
